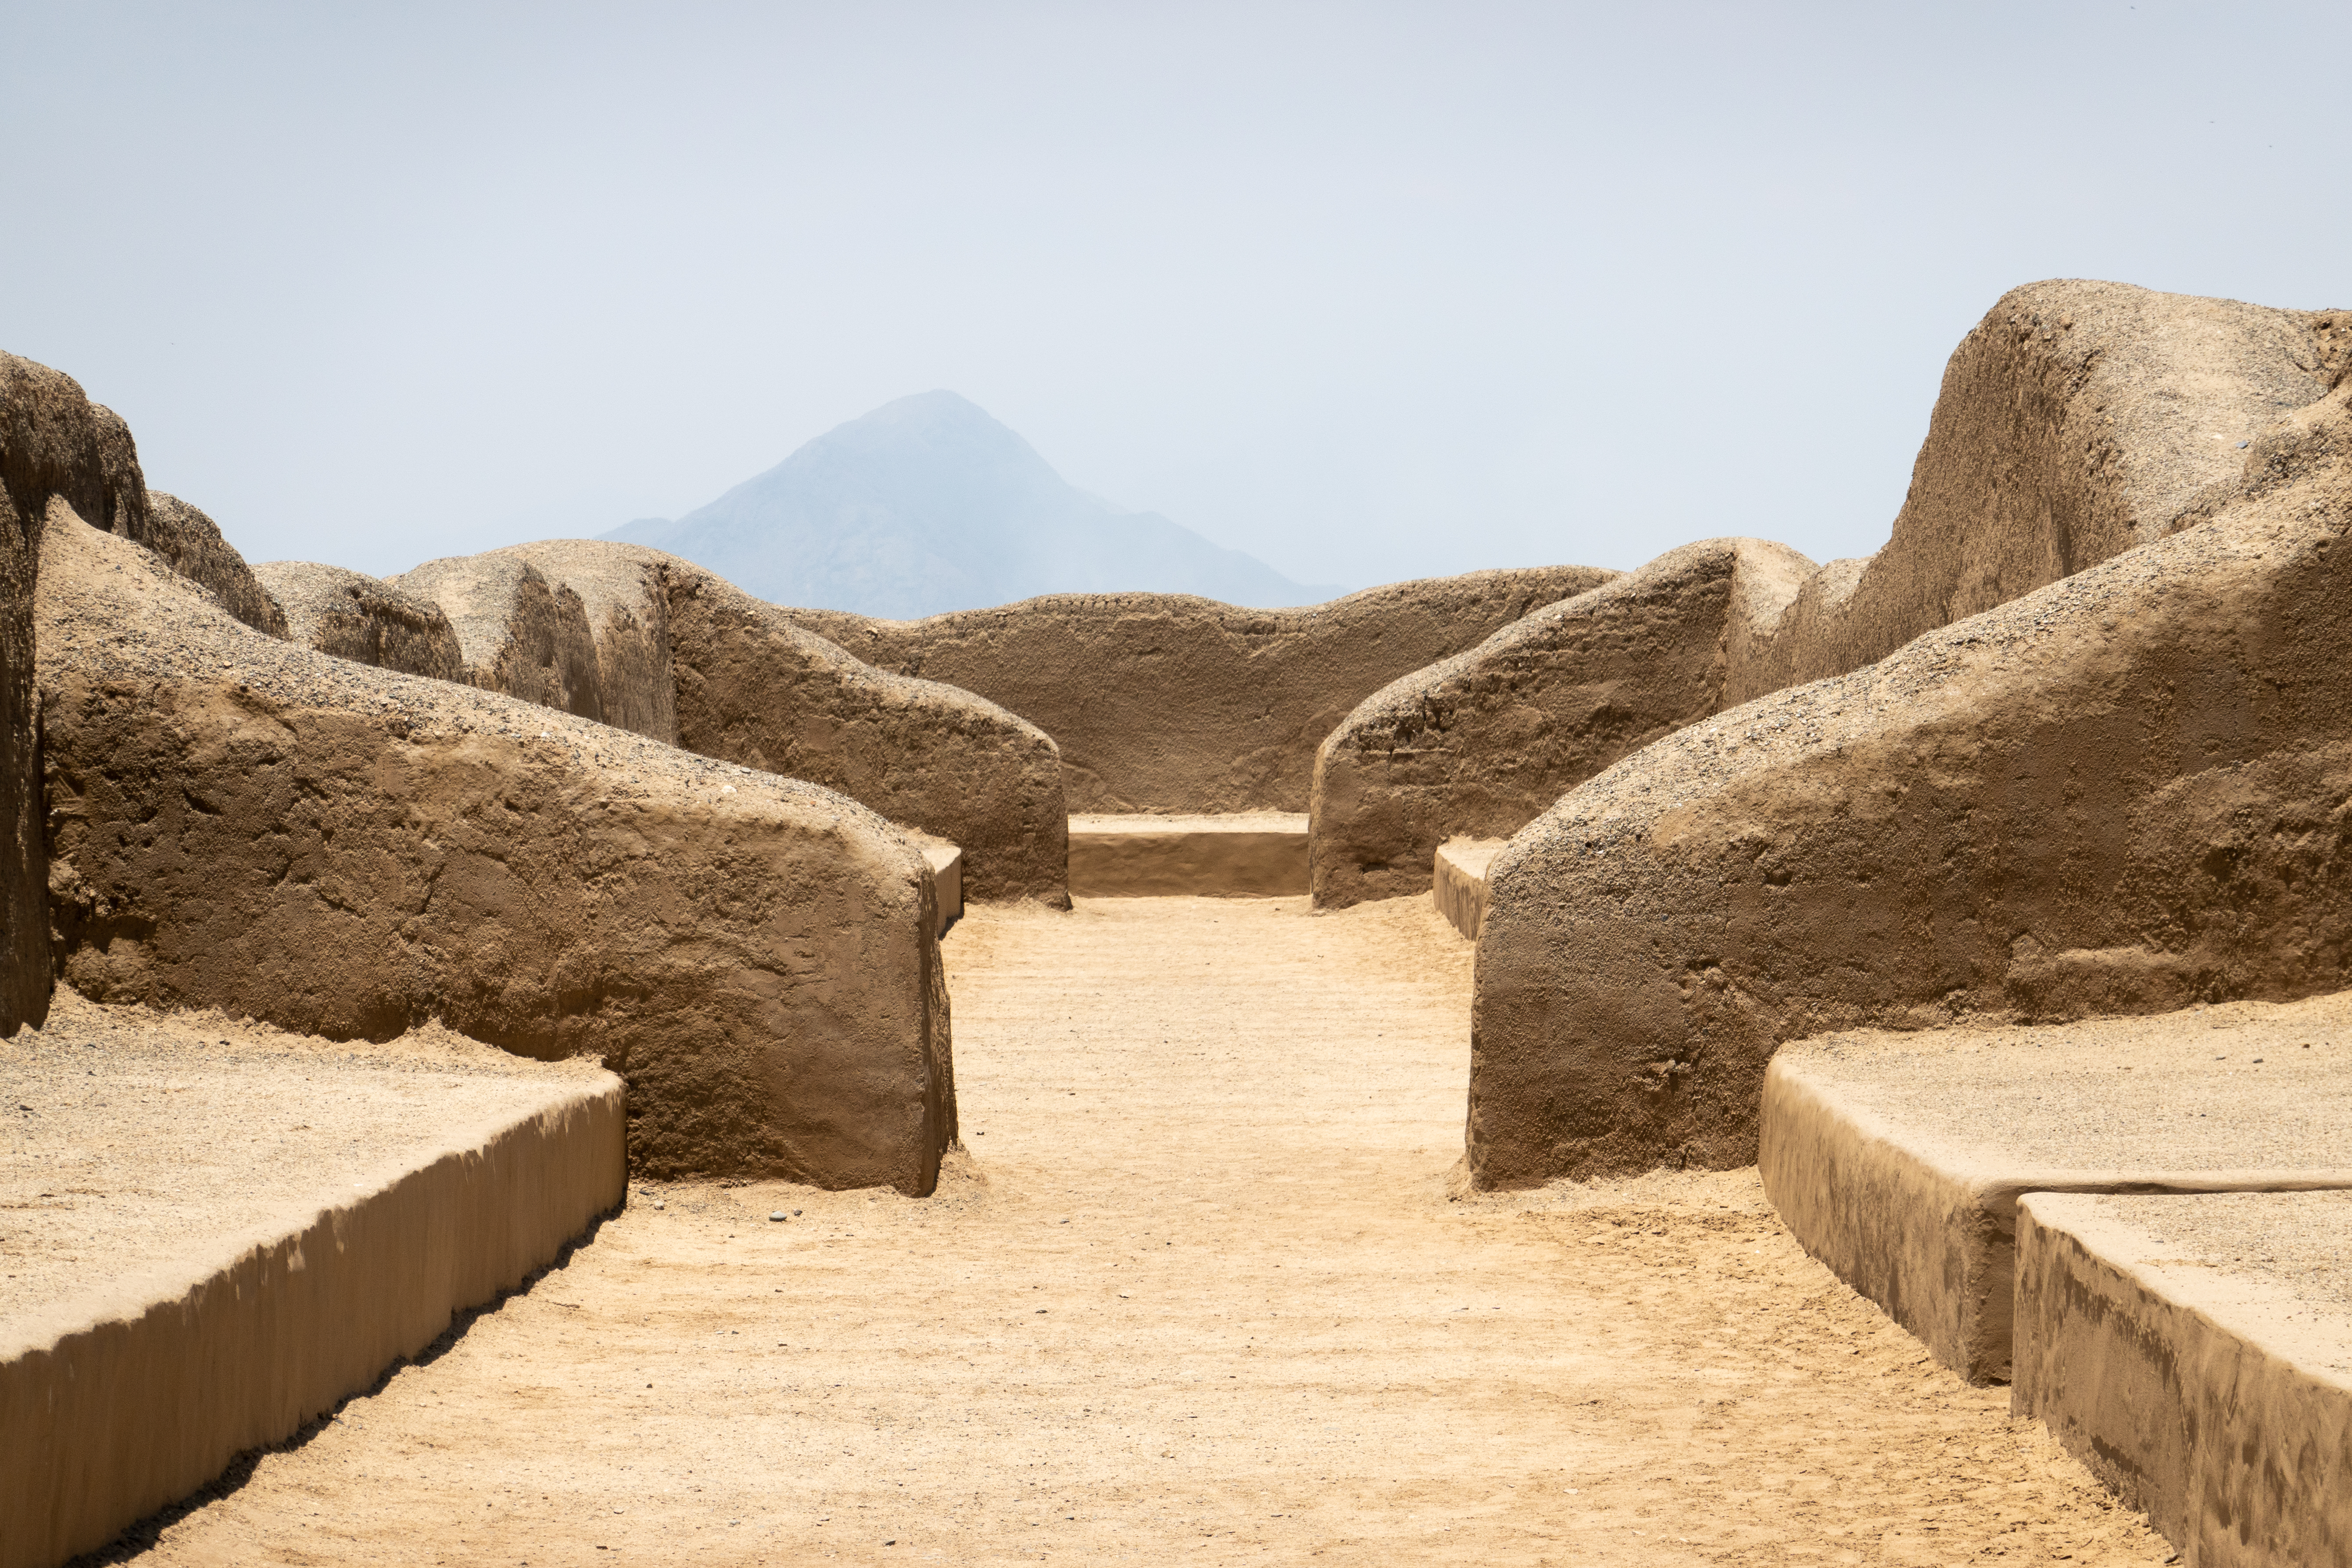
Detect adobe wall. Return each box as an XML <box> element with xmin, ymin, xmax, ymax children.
<box><xmin>494</xmin><ymin>541</ymin><xmax>680</xmax><ymax>745</ymax></box>
<box><xmin>0</xmin><ymin>355</ymin><xmax>93</xmax><ymax>1035</ymax></box>
<box><xmin>392</xmin><ymin>552</ymin><xmax>613</xmax><ymax>729</ymax></box>
<box><xmin>41</xmin><ymin>520</ymin><xmax>955</xmax><ymax>1194</ymax></box>
<box><xmin>788</xmin><ymin>565</ymin><xmax>1618</xmax><ymax>814</ymax></box>
<box><xmin>141</xmin><ymin>492</ymin><xmax>290</xmax><ymax>639</ymax></box>
<box><xmin>256</xmin><ymin>560</ymin><xmax>467</xmax><ymax>683</ymax></box>
<box><xmin>1310</xmin><ymin>540</ymin><xmax>1811</xmax><ymax>908</ymax></box>
<box><xmin>1468</xmin><ymin>383</ymin><xmax>2352</xmax><ymax>1188</ymax></box>
<box><xmin>1729</xmin><ymin>280</ymin><xmax>2352</xmax><ymax>702</ymax></box>
<box><xmin>383</xmin><ymin>542</ymin><xmax>1068</xmax><ymax>904</ymax></box>
<box><xmin>655</xmin><ymin>549</ymin><xmax>1069</xmax><ymax>905</ymax></box>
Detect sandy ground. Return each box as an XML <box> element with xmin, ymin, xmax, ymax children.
<box><xmin>82</xmin><ymin>896</ymin><xmax>2171</xmax><ymax>1566</ymax></box>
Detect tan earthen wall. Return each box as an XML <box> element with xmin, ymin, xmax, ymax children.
<box><xmin>1732</xmin><ymin>280</ymin><xmax>2351</xmax><ymax>701</ymax></box>
<box><xmin>1468</xmin><ymin>384</ymin><xmax>2352</xmax><ymax>1187</ymax></box>
<box><xmin>1310</xmin><ymin>540</ymin><xmax>1811</xmax><ymax>907</ymax></box>
<box><xmin>42</xmin><ymin>521</ymin><xmax>953</xmax><ymax>1193</ymax></box>
<box><xmin>788</xmin><ymin>566</ymin><xmax>1617</xmax><ymax>814</ymax></box>
<box><xmin>257</xmin><ymin>560</ymin><xmax>467</xmax><ymax>684</ymax></box>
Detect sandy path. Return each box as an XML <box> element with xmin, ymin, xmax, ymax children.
<box><xmin>93</xmin><ymin>897</ymin><xmax>2169</xmax><ymax>1567</ymax></box>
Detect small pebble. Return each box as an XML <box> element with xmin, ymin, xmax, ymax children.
<box><xmin>770</xmin><ymin>1210</ymin><xmax>787</xmax><ymax>1222</ymax></box>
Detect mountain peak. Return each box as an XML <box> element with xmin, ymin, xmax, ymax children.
<box><xmin>605</xmin><ymin>394</ymin><xmax>1325</xmax><ymax>618</ymax></box>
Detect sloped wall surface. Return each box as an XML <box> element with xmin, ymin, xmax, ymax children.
<box><xmin>393</xmin><ymin>552</ymin><xmax>610</xmax><ymax>727</ymax></box>
<box><xmin>258</xmin><ymin>559</ymin><xmax>467</xmax><ymax>684</ymax></box>
<box><xmin>1469</xmin><ymin>382</ymin><xmax>2352</xmax><ymax>1188</ymax></box>
<box><xmin>789</xmin><ymin>565</ymin><xmax>1618</xmax><ymax>814</ymax></box>
<box><xmin>42</xmin><ymin>521</ymin><xmax>954</xmax><ymax>1193</ymax></box>
<box><xmin>655</xmin><ymin>549</ymin><xmax>1069</xmax><ymax>905</ymax></box>
<box><xmin>1311</xmin><ymin>540</ymin><xmax>1811</xmax><ymax>908</ymax></box>
<box><xmin>1730</xmin><ymin>280</ymin><xmax>2351</xmax><ymax>702</ymax></box>
<box><xmin>369</xmin><ymin>541</ymin><xmax>1067</xmax><ymax>903</ymax></box>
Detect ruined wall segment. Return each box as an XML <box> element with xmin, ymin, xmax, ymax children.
<box><xmin>41</xmin><ymin>520</ymin><xmax>954</xmax><ymax>1194</ymax></box>
<box><xmin>1466</xmin><ymin>383</ymin><xmax>2352</xmax><ymax>1188</ymax></box>
<box><xmin>1310</xmin><ymin>540</ymin><xmax>1811</xmax><ymax>908</ymax></box>
<box><xmin>391</xmin><ymin>553</ymin><xmax>609</xmax><ymax>728</ymax></box>
<box><xmin>0</xmin><ymin>356</ymin><xmax>93</xmax><ymax>1036</ymax></box>
<box><xmin>140</xmin><ymin>492</ymin><xmax>290</xmax><ymax>639</ymax></box>
<box><xmin>373</xmin><ymin>541</ymin><xmax>1067</xmax><ymax>904</ymax></box>
<box><xmin>256</xmin><ymin>560</ymin><xmax>467</xmax><ymax>684</ymax></box>
<box><xmin>1730</xmin><ymin>280</ymin><xmax>2352</xmax><ymax>702</ymax></box>
<box><xmin>492</xmin><ymin>541</ymin><xmax>680</xmax><ymax>746</ymax></box>
<box><xmin>656</xmin><ymin>548</ymin><xmax>1069</xmax><ymax>906</ymax></box>
<box><xmin>788</xmin><ymin>565</ymin><xmax>1618</xmax><ymax>814</ymax></box>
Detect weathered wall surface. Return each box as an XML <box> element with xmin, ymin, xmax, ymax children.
<box><xmin>1467</xmin><ymin>383</ymin><xmax>2352</xmax><ymax>1188</ymax></box>
<box><xmin>657</xmin><ymin>548</ymin><xmax>1068</xmax><ymax>905</ymax></box>
<box><xmin>0</xmin><ymin>356</ymin><xmax>93</xmax><ymax>1036</ymax></box>
<box><xmin>42</xmin><ymin>521</ymin><xmax>954</xmax><ymax>1193</ymax></box>
<box><xmin>788</xmin><ymin>565</ymin><xmax>1618</xmax><ymax>814</ymax></box>
<box><xmin>2013</xmin><ymin>1192</ymin><xmax>2352</xmax><ymax>1568</ymax></box>
<box><xmin>380</xmin><ymin>542</ymin><xmax>1067</xmax><ymax>903</ymax></box>
<box><xmin>392</xmin><ymin>552</ymin><xmax>610</xmax><ymax>727</ymax></box>
<box><xmin>494</xmin><ymin>541</ymin><xmax>679</xmax><ymax>746</ymax></box>
<box><xmin>1729</xmin><ymin>281</ymin><xmax>2351</xmax><ymax>702</ymax></box>
<box><xmin>256</xmin><ymin>560</ymin><xmax>467</xmax><ymax>683</ymax></box>
<box><xmin>140</xmin><ymin>492</ymin><xmax>290</xmax><ymax>639</ymax></box>
<box><xmin>1310</xmin><ymin>540</ymin><xmax>1811</xmax><ymax>908</ymax></box>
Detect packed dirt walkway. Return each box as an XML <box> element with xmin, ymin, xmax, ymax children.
<box><xmin>95</xmin><ymin>897</ymin><xmax>2169</xmax><ymax>1566</ymax></box>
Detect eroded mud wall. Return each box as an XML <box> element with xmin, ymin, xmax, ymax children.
<box><xmin>1310</xmin><ymin>540</ymin><xmax>1812</xmax><ymax>908</ymax></box>
<box><xmin>1732</xmin><ymin>280</ymin><xmax>2352</xmax><ymax>701</ymax></box>
<box><xmin>789</xmin><ymin>565</ymin><xmax>1617</xmax><ymax>814</ymax></box>
<box><xmin>1468</xmin><ymin>386</ymin><xmax>2352</xmax><ymax>1187</ymax></box>
<box><xmin>258</xmin><ymin>560</ymin><xmax>467</xmax><ymax>683</ymax></box>
<box><xmin>42</xmin><ymin>522</ymin><xmax>953</xmax><ymax>1193</ymax></box>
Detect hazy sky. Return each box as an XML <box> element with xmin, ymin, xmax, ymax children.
<box><xmin>7</xmin><ymin>2</ymin><xmax>2345</xmax><ymax>590</ymax></box>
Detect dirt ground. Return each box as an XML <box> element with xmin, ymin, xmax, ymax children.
<box><xmin>87</xmin><ymin>896</ymin><xmax>2173</xmax><ymax>1567</ymax></box>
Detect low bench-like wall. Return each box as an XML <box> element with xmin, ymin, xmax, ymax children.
<box><xmin>1431</xmin><ymin>838</ymin><xmax>1503</xmax><ymax>940</ymax></box>
<box><xmin>1760</xmin><ymin>995</ymin><xmax>2352</xmax><ymax>1383</ymax></box>
<box><xmin>2014</xmin><ymin>1191</ymin><xmax>2352</xmax><ymax>1568</ymax></box>
<box><xmin>1067</xmin><ymin>814</ymin><xmax>1308</xmax><ymax>897</ymax></box>
<box><xmin>0</xmin><ymin>1070</ymin><xmax>622</xmax><ymax>1568</ymax></box>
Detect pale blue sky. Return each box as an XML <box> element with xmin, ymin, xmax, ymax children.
<box><xmin>5</xmin><ymin>2</ymin><xmax>2342</xmax><ymax>589</ymax></box>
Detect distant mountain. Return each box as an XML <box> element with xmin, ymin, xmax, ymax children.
<box><xmin>602</xmin><ymin>391</ymin><xmax>1334</xmax><ymax>618</ymax></box>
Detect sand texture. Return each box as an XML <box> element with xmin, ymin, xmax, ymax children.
<box><xmin>39</xmin><ymin>516</ymin><xmax>952</xmax><ymax>1193</ymax></box>
<box><xmin>788</xmin><ymin>565</ymin><xmax>1617</xmax><ymax>815</ymax></box>
<box><xmin>1311</xmin><ymin>538</ymin><xmax>1812</xmax><ymax>908</ymax></box>
<box><xmin>88</xmin><ymin>898</ymin><xmax>2167</xmax><ymax>1567</ymax></box>
<box><xmin>1471</xmin><ymin>377</ymin><xmax>2352</xmax><ymax>1187</ymax></box>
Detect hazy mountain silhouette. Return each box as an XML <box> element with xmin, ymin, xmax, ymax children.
<box><xmin>603</xmin><ymin>391</ymin><xmax>1334</xmax><ymax>618</ymax></box>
